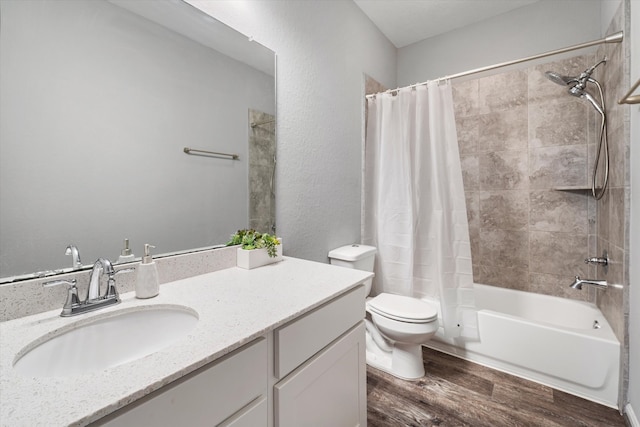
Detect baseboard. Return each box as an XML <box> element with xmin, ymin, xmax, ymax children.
<box><xmin>626</xmin><ymin>403</ymin><xmax>639</xmax><ymax>427</ymax></box>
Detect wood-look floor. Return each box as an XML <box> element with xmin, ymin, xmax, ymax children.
<box><xmin>367</xmin><ymin>347</ymin><xmax>625</xmax><ymax>426</ymax></box>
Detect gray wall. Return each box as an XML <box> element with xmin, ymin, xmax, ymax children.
<box><xmin>187</xmin><ymin>0</ymin><xmax>397</xmax><ymax>262</ymax></box>
<box><xmin>397</xmin><ymin>0</ymin><xmax>602</xmax><ymax>86</ymax></box>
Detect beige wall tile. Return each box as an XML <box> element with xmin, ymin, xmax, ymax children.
<box><xmin>478</xmin><ymin>70</ymin><xmax>527</xmax><ymax>114</ymax></box>
<box><xmin>478</xmin><ymin>106</ymin><xmax>528</xmax><ymax>152</ymax></box>
<box><xmin>452</xmin><ymin>79</ymin><xmax>479</xmax><ymax>118</ymax></box>
<box><xmin>529</xmin><ymin>190</ymin><xmax>588</xmax><ymax>233</ymax></box>
<box><xmin>465</xmin><ymin>192</ymin><xmax>480</xmax><ymax>229</ymax></box>
<box><xmin>529</xmin><ymin>100</ymin><xmax>588</xmax><ymax>147</ymax></box>
<box><xmin>608</xmin><ymin>187</ymin><xmax>626</xmax><ymax>250</ymax></box>
<box><xmin>479</xmin><ymin>229</ymin><xmax>529</xmax><ymax>270</ymax></box>
<box><xmin>456</xmin><ymin>114</ymin><xmax>479</xmax><ymax>155</ymax></box>
<box><xmin>479</xmin><ymin>151</ymin><xmax>528</xmax><ymax>190</ymax></box>
<box><xmin>475</xmin><ymin>265</ymin><xmax>529</xmax><ymax>291</ymax></box>
<box><xmin>480</xmin><ymin>191</ymin><xmax>528</xmax><ymax>231</ymax></box>
<box><xmin>461</xmin><ymin>155</ymin><xmax>479</xmax><ymax>190</ymax></box>
<box><xmin>529</xmin><ymin>144</ymin><xmax>587</xmax><ymax>189</ymax></box>
<box><xmin>529</xmin><ymin>231</ymin><xmax>587</xmax><ymax>277</ymax></box>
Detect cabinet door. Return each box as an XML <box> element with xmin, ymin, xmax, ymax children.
<box><xmin>96</xmin><ymin>338</ymin><xmax>267</xmax><ymax>427</ymax></box>
<box><xmin>274</xmin><ymin>322</ymin><xmax>366</xmax><ymax>427</ymax></box>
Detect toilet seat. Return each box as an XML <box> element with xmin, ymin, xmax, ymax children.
<box><xmin>367</xmin><ymin>293</ymin><xmax>438</xmax><ymax>324</ymax></box>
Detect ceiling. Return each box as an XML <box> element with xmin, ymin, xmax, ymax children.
<box><xmin>353</xmin><ymin>0</ymin><xmax>540</xmax><ymax>48</ymax></box>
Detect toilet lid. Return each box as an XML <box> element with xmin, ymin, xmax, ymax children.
<box><xmin>367</xmin><ymin>293</ymin><xmax>438</xmax><ymax>323</ymax></box>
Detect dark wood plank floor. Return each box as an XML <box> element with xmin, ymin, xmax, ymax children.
<box><xmin>367</xmin><ymin>347</ymin><xmax>625</xmax><ymax>426</ymax></box>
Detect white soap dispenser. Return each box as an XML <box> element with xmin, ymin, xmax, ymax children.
<box><xmin>136</xmin><ymin>244</ymin><xmax>159</xmax><ymax>299</ymax></box>
<box><xmin>116</xmin><ymin>238</ymin><xmax>135</xmax><ymax>264</ymax></box>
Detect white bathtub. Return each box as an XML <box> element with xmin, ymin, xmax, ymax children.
<box><xmin>423</xmin><ymin>283</ymin><xmax>620</xmax><ymax>408</ymax></box>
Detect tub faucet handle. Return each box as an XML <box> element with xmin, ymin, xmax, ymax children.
<box><xmin>584</xmin><ymin>250</ymin><xmax>608</xmax><ymax>269</ymax></box>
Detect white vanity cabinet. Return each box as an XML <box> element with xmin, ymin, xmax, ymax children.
<box><xmin>94</xmin><ymin>284</ymin><xmax>366</xmax><ymax>427</ymax></box>
<box><xmin>273</xmin><ymin>284</ymin><xmax>367</xmax><ymax>427</ymax></box>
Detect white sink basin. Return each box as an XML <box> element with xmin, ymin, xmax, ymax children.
<box><xmin>13</xmin><ymin>305</ymin><xmax>198</xmax><ymax>377</ymax></box>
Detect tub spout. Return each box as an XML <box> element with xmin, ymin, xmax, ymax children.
<box><xmin>570</xmin><ymin>276</ymin><xmax>607</xmax><ymax>290</ymax></box>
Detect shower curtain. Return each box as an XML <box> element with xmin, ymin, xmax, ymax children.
<box><xmin>363</xmin><ymin>82</ymin><xmax>477</xmax><ymax>339</ymax></box>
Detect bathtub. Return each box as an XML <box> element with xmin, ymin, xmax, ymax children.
<box><xmin>423</xmin><ymin>283</ymin><xmax>620</xmax><ymax>408</ymax></box>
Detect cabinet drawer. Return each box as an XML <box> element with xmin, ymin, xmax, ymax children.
<box><xmin>274</xmin><ymin>284</ymin><xmax>365</xmax><ymax>378</ymax></box>
<box><xmin>96</xmin><ymin>337</ymin><xmax>267</xmax><ymax>427</ymax></box>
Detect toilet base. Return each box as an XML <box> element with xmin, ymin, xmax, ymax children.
<box><xmin>365</xmin><ymin>330</ymin><xmax>425</xmax><ymax>380</ymax></box>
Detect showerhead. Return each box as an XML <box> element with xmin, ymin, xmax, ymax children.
<box><xmin>545</xmin><ymin>59</ymin><xmax>607</xmax><ymax>116</ymax></box>
<box><xmin>544</xmin><ymin>71</ymin><xmax>576</xmax><ymax>87</ymax></box>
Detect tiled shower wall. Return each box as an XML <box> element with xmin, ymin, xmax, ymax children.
<box><xmin>453</xmin><ymin>55</ymin><xmax>601</xmax><ymax>304</ymax></box>
<box><xmin>452</xmin><ymin>0</ymin><xmax>629</xmax><ymax>352</ymax></box>
<box><xmin>595</xmin><ymin>0</ymin><xmax>630</xmax><ymax>406</ymax></box>
<box><xmin>594</xmin><ymin>0</ymin><xmax>629</xmax><ymax>344</ymax></box>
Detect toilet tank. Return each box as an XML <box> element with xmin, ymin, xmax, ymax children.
<box><xmin>328</xmin><ymin>244</ymin><xmax>376</xmax><ymax>296</ymax></box>
<box><xmin>328</xmin><ymin>244</ymin><xmax>376</xmax><ymax>272</ymax></box>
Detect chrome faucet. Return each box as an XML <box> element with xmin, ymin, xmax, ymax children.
<box><xmin>65</xmin><ymin>245</ymin><xmax>82</xmax><ymax>270</ymax></box>
<box><xmin>44</xmin><ymin>259</ymin><xmax>134</xmax><ymax>317</ymax></box>
<box><xmin>570</xmin><ymin>275</ymin><xmax>608</xmax><ymax>290</ymax></box>
<box><xmin>87</xmin><ymin>258</ymin><xmax>114</xmax><ymax>300</ymax></box>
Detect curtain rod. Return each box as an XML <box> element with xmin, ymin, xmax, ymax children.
<box><xmin>366</xmin><ymin>31</ymin><xmax>624</xmax><ymax>99</ymax></box>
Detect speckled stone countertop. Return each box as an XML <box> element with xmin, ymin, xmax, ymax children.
<box><xmin>0</xmin><ymin>257</ymin><xmax>372</xmax><ymax>426</ymax></box>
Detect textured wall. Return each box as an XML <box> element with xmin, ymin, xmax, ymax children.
<box><xmin>397</xmin><ymin>0</ymin><xmax>601</xmax><ymax>86</ymax></box>
<box><xmin>187</xmin><ymin>0</ymin><xmax>397</xmax><ymax>263</ymax></box>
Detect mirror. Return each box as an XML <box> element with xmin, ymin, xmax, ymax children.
<box><xmin>0</xmin><ymin>0</ymin><xmax>276</xmax><ymax>282</ymax></box>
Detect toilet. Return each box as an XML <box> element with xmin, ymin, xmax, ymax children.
<box><xmin>328</xmin><ymin>244</ymin><xmax>438</xmax><ymax>380</ymax></box>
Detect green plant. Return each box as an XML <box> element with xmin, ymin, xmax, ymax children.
<box><xmin>227</xmin><ymin>229</ymin><xmax>281</xmax><ymax>257</ymax></box>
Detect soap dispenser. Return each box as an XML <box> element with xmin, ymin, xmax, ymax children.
<box><xmin>116</xmin><ymin>238</ymin><xmax>135</xmax><ymax>264</ymax></box>
<box><xmin>136</xmin><ymin>244</ymin><xmax>159</xmax><ymax>299</ymax></box>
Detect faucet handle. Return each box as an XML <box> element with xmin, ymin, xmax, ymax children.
<box><xmin>114</xmin><ymin>267</ymin><xmax>135</xmax><ymax>276</ymax></box>
<box><xmin>44</xmin><ymin>279</ymin><xmax>80</xmax><ymax>316</ymax></box>
<box><xmin>104</xmin><ymin>268</ymin><xmax>135</xmax><ymax>299</ymax></box>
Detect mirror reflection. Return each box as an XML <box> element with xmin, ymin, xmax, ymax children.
<box><xmin>0</xmin><ymin>0</ymin><xmax>276</xmax><ymax>282</ymax></box>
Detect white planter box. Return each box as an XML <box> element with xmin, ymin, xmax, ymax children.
<box><xmin>236</xmin><ymin>241</ymin><xmax>283</xmax><ymax>269</ymax></box>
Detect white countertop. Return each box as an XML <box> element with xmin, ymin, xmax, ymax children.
<box><xmin>0</xmin><ymin>257</ymin><xmax>372</xmax><ymax>426</ymax></box>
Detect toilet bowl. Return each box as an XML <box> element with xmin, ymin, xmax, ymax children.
<box><xmin>328</xmin><ymin>244</ymin><xmax>439</xmax><ymax>380</ymax></box>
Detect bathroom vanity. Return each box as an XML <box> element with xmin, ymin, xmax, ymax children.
<box><xmin>0</xmin><ymin>257</ymin><xmax>371</xmax><ymax>426</ymax></box>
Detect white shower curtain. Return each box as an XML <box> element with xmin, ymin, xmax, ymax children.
<box><xmin>363</xmin><ymin>82</ymin><xmax>478</xmax><ymax>339</ymax></box>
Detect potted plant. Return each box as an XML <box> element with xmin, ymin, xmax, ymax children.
<box><xmin>227</xmin><ymin>229</ymin><xmax>282</xmax><ymax>269</ymax></box>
